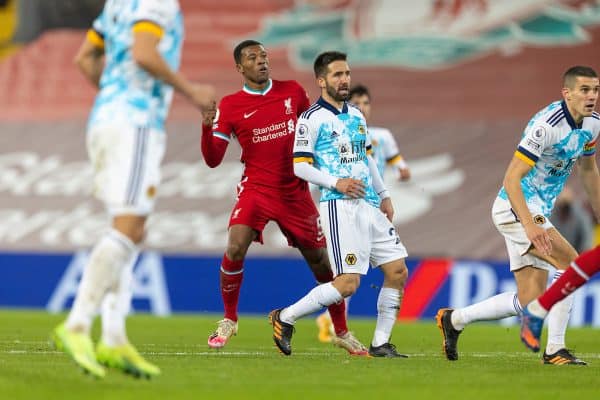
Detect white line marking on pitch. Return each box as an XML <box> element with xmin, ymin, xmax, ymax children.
<box><xmin>2</xmin><ymin>349</ymin><xmax>600</xmax><ymax>359</ymax></box>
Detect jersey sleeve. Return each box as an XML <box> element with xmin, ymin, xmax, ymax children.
<box><xmin>88</xmin><ymin>11</ymin><xmax>106</xmax><ymax>48</ymax></box>
<box><xmin>295</xmin><ymin>82</ymin><xmax>311</xmax><ymax>115</ymax></box>
<box><xmin>583</xmin><ymin>137</ymin><xmax>597</xmax><ymax>157</ymax></box>
<box><xmin>515</xmin><ymin>123</ymin><xmax>552</xmax><ymax>166</ymax></box>
<box><xmin>132</xmin><ymin>0</ymin><xmax>177</xmax><ymax>37</ymax></box>
<box><xmin>212</xmin><ymin>99</ymin><xmax>235</xmax><ymax>142</ymax></box>
<box><xmin>362</xmin><ymin>119</ymin><xmax>372</xmax><ymax>156</ymax></box>
<box><xmin>583</xmin><ymin>122</ymin><xmax>600</xmax><ymax>157</ymax></box>
<box><xmin>293</xmin><ymin>116</ymin><xmax>317</xmax><ymax>164</ymax></box>
<box><xmin>201</xmin><ymin>100</ymin><xmax>234</xmax><ymax>167</ymax></box>
<box><xmin>379</xmin><ymin>129</ymin><xmax>401</xmax><ymax>161</ymax></box>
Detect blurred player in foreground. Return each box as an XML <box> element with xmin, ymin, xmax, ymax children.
<box><xmin>51</xmin><ymin>0</ymin><xmax>214</xmax><ymax>378</ymax></box>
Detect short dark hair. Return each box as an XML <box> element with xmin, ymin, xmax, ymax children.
<box><xmin>313</xmin><ymin>51</ymin><xmax>347</xmax><ymax>78</ymax></box>
<box><xmin>349</xmin><ymin>84</ymin><xmax>370</xmax><ymax>100</ymax></box>
<box><xmin>233</xmin><ymin>40</ymin><xmax>263</xmax><ymax>64</ymax></box>
<box><xmin>563</xmin><ymin>66</ymin><xmax>598</xmax><ymax>88</ymax></box>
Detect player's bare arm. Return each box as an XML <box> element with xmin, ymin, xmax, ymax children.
<box><xmin>367</xmin><ymin>153</ymin><xmax>392</xmax><ymax>219</ymax></box>
<box><xmin>577</xmin><ymin>155</ymin><xmax>600</xmax><ymax>219</ymax></box>
<box><xmin>74</xmin><ymin>34</ymin><xmax>105</xmax><ymax>88</ymax></box>
<box><xmin>380</xmin><ymin>197</ymin><xmax>394</xmax><ymax>222</ymax></box>
<box><xmin>503</xmin><ymin>155</ymin><xmax>552</xmax><ymax>256</ymax></box>
<box><xmin>132</xmin><ymin>30</ymin><xmax>215</xmax><ymax>110</ymax></box>
<box><xmin>395</xmin><ymin>157</ymin><xmax>411</xmax><ymax>181</ymax></box>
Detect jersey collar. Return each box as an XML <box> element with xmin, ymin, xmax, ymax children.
<box><xmin>561</xmin><ymin>100</ymin><xmax>582</xmax><ymax>130</ymax></box>
<box><xmin>317</xmin><ymin>97</ymin><xmax>348</xmax><ymax>115</ymax></box>
<box><xmin>243</xmin><ymin>79</ymin><xmax>273</xmax><ymax>95</ymax></box>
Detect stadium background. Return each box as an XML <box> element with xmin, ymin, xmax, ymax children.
<box><xmin>1</xmin><ymin>0</ymin><xmax>600</xmax><ymax>325</ymax></box>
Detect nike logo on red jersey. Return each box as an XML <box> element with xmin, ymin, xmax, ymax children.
<box><xmin>244</xmin><ymin>110</ymin><xmax>258</xmax><ymax>118</ymax></box>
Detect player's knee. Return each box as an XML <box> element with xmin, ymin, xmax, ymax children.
<box><xmin>301</xmin><ymin>247</ymin><xmax>329</xmax><ymax>269</ymax></box>
<box><xmin>225</xmin><ymin>241</ymin><xmax>249</xmax><ymax>261</ymax></box>
<box><xmin>337</xmin><ymin>284</ymin><xmax>358</xmax><ymax>298</ymax></box>
<box><xmin>309</xmin><ymin>256</ymin><xmax>330</xmax><ymax>276</ymax></box>
<box><xmin>333</xmin><ymin>274</ymin><xmax>360</xmax><ymax>297</ymax></box>
<box><xmin>555</xmin><ymin>249</ymin><xmax>579</xmax><ymax>269</ymax></box>
<box><xmin>129</xmin><ymin>228</ymin><xmax>145</xmax><ymax>244</ymax></box>
<box><xmin>383</xmin><ymin>261</ymin><xmax>408</xmax><ymax>289</ymax></box>
<box><xmin>115</xmin><ymin>224</ymin><xmax>145</xmax><ymax>244</ymax></box>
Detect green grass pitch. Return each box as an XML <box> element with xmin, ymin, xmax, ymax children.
<box><xmin>0</xmin><ymin>309</ymin><xmax>597</xmax><ymax>400</ymax></box>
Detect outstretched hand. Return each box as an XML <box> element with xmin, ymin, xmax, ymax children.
<box><xmin>187</xmin><ymin>83</ymin><xmax>216</xmax><ymax>111</ymax></box>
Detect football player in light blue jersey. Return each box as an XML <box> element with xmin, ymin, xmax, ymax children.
<box><xmin>269</xmin><ymin>51</ymin><xmax>410</xmax><ymax>358</ymax></box>
<box><xmin>315</xmin><ymin>83</ymin><xmax>411</xmax><ymax>344</ymax></box>
<box><xmin>51</xmin><ymin>0</ymin><xmax>215</xmax><ymax>378</ymax></box>
<box><xmin>349</xmin><ymin>85</ymin><xmax>411</xmax><ymax>181</ymax></box>
<box><xmin>437</xmin><ymin>66</ymin><xmax>600</xmax><ymax>365</ymax></box>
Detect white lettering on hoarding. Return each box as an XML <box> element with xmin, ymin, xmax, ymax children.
<box><xmin>46</xmin><ymin>251</ymin><xmax>171</xmax><ymax>316</ymax></box>
<box><xmin>0</xmin><ymin>152</ymin><xmax>243</xmax><ymax>199</ymax></box>
<box><xmin>447</xmin><ymin>261</ymin><xmax>596</xmax><ymax>327</ymax></box>
<box><xmin>0</xmin><ymin>151</ymin><xmax>464</xmax><ymax>250</ymax></box>
<box><xmin>0</xmin><ymin>204</ymin><xmax>230</xmax><ymax>248</ymax></box>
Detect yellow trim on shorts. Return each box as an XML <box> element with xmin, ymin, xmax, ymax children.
<box><xmin>515</xmin><ymin>151</ymin><xmax>535</xmax><ymax>166</ymax></box>
<box><xmin>132</xmin><ymin>21</ymin><xmax>164</xmax><ymax>38</ymax></box>
<box><xmin>86</xmin><ymin>29</ymin><xmax>104</xmax><ymax>49</ymax></box>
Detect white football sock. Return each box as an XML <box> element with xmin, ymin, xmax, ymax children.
<box><xmin>280</xmin><ymin>282</ymin><xmax>343</xmax><ymax>325</ymax></box>
<box><xmin>546</xmin><ymin>271</ymin><xmax>573</xmax><ymax>355</ymax></box>
<box><xmin>372</xmin><ymin>287</ymin><xmax>401</xmax><ymax>347</ymax></box>
<box><xmin>451</xmin><ymin>292</ymin><xmax>521</xmax><ymax>331</ymax></box>
<box><xmin>66</xmin><ymin>229</ymin><xmax>137</xmax><ymax>334</ymax></box>
<box><xmin>321</xmin><ymin>296</ymin><xmax>351</xmax><ymax>319</ymax></box>
<box><xmin>527</xmin><ymin>299</ymin><xmax>549</xmax><ymax>318</ymax></box>
<box><xmin>101</xmin><ymin>248</ymin><xmax>139</xmax><ymax>347</ymax></box>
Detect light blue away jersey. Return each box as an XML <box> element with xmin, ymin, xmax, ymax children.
<box><xmin>292</xmin><ymin>98</ymin><xmax>380</xmax><ymax>207</ymax></box>
<box><xmin>88</xmin><ymin>0</ymin><xmax>183</xmax><ymax>131</ymax></box>
<box><xmin>497</xmin><ymin>101</ymin><xmax>600</xmax><ymax>216</ymax></box>
<box><xmin>369</xmin><ymin>126</ymin><xmax>401</xmax><ymax>178</ymax></box>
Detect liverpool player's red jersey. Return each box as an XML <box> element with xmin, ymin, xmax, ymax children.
<box><xmin>202</xmin><ymin>79</ymin><xmax>310</xmax><ymax>192</ymax></box>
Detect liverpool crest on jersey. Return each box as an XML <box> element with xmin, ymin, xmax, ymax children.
<box><xmin>284</xmin><ymin>97</ymin><xmax>292</xmax><ymax>114</ymax></box>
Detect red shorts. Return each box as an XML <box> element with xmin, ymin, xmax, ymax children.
<box><xmin>228</xmin><ymin>187</ymin><xmax>325</xmax><ymax>249</ymax></box>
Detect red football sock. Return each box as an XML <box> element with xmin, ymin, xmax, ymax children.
<box><xmin>312</xmin><ymin>269</ymin><xmax>348</xmax><ymax>336</ymax></box>
<box><xmin>538</xmin><ymin>245</ymin><xmax>600</xmax><ymax>311</ymax></box>
<box><xmin>328</xmin><ymin>300</ymin><xmax>348</xmax><ymax>336</ymax></box>
<box><xmin>220</xmin><ymin>254</ymin><xmax>244</xmax><ymax>322</ymax></box>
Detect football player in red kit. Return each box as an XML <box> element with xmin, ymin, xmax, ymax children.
<box><xmin>201</xmin><ymin>40</ymin><xmax>368</xmax><ymax>356</ymax></box>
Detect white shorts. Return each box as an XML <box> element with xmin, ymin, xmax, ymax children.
<box><xmin>87</xmin><ymin>123</ymin><xmax>166</xmax><ymax>216</ymax></box>
<box><xmin>319</xmin><ymin>199</ymin><xmax>408</xmax><ymax>276</ymax></box>
<box><xmin>491</xmin><ymin>197</ymin><xmax>554</xmax><ymax>272</ymax></box>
